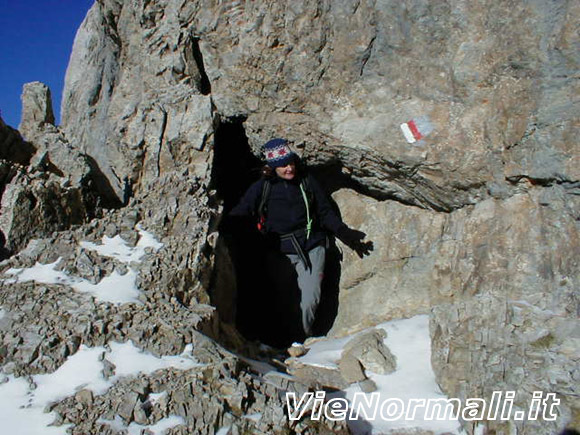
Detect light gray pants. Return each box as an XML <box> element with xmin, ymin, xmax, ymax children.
<box><xmin>286</xmin><ymin>245</ymin><xmax>326</xmax><ymax>337</ymax></box>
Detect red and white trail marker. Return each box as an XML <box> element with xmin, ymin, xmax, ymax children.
<box><xmin>400</xmin><ymin>117</ymin><xmax>434</xmax><ymax>144</ymax></box>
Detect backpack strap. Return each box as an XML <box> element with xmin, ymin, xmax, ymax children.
<box><xmin>301</xmin><ymin>175</ymin><xmax>315</xmax><ymax>208</ymax></box>
<box><xmin>301</xmin><ymin>176</ymin><xmax>317</xmax><ymax>237</ymax></box>
<box><xmin>299</xmin><ymin>181</ymin><xmax>313</xmax><ymax>239</ymax></box>
<box><xmin>256</xmin><ymin>178</ymin><xmax>271</xmax><ymax>233</ymax></box>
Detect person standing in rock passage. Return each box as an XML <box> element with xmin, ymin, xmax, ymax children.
<box><xmin>229</xmin><ymin>138</ymin><xmax>372</xmax><ymax>341</ymax></box>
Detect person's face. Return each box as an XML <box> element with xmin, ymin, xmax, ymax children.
<box><xmin>275</xmin><ymin>162</ymin><xmax>296</xmax><ymax>180</ymax></box>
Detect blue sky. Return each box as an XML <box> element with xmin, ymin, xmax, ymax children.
<box><xmin>0</xmin><ymin>0</ymin><xmax>94</xmax><ymax>129</ymax></box>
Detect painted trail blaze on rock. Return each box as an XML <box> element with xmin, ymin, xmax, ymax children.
<box><xmin>400</xmin><ymin>117</ymin><xmax>434</xmax><ymax>144</ymax></box>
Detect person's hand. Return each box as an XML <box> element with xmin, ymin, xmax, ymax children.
<box><xmin>337</xmin><ymin>227</ymin><xmax>374</xmax><ymax>258</ymax></box>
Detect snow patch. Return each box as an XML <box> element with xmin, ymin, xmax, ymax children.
<box><xmin>216</xmin><ymin>426</ymin><xmax>232</xmax><ymax>435</ymax></box>
<box><xmin>79</xmin><ymin>225</ymin><xmax>163</xmax><ymax>264</ymax></box>
<box><xmin>4</xmin><ymin>260</ymin><xmax>141</xmax><ymax>305</ymax></box>
<box><xmin>297</xmin><ymin>335</ymin><xmax>352</xmax><ymax>370</ymax></box>
<box><xmin>4</xmin><ymin>258</ymin><xmax>69</xmax><ymax>285</ymax></box>
<box><xmin>72</xmin><ymin>269</ymin><xmax>140</xmax><ymax>304</ymax></box>
<box><xmin>0</xmin><ymin>341</ymin><xmax>202</xmax><ymax>435</ymax></box>
<box><xmin>244</xmin><ymin>413</ymin><xmax>262</xmax><ymax>422</ymax></box>
<box><xmin>299</xmin><ymin>315</ymin><xmax>465</xmax><ymax>434</ymax></box>
<box><xmin>2</xmin><ymin>227</ymin><xmax>164</xmax><ymax>305</ymax></box>
<box><xmin>128</xmin><ymin>415</ymin><xmax>186</xmax><ymax>434</ymax></box>
<box><xmin>98</xmin><ymin>415</ymin><xmax>185</xmax><ymax>435</ymax></box>
<box><xmin>148</xmin><ymin>391</ymin><xmax>167</xmax><ymax>405</ymax></box>
<box><xmin>0</xmin><ymin>376</ymin><xmax>72</xmax><ymax>435</ymax></box>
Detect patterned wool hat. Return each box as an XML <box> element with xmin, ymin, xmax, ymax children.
<box><xmin>263</xmin><ymin>138</ymin><xmax>296</xmax><ymax>168</ymax></box>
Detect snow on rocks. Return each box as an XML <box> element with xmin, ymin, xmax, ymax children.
<box><xmin>291</xmin><ymin>315</ymin><xmax>465</xmax><ymax>434</ymax></box>
<box><xmin>79</xmin><ymin>224</ymin><xmax>164</xmax><ymax>264</ymax></box>
<box><xmin>3</xmin><ymin>225</ymin><xmax>163</xmax><ymax>304</ymax></box>
<box><xmin>0</xmin><ymin>341</ymin><xmax>201</xmax><ymax>435</ymax></box>
<box><xmin>0</xmin><ymin>213</ymin><xmax>345</xmax><ymax>434</ymax></box>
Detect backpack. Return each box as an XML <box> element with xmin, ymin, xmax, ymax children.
<box><xmin>256</xmin><ymin>176</ymin><xmax>314</xmax><ymax>238</ymax></box>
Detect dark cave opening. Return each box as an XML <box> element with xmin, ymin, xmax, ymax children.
<box><xmin>210</xmin><ymin>119</ymin><xmax>343</xmax><ymax>349</ymax></box>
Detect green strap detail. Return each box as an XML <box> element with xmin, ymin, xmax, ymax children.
<box><xmin>300</xmin><ymin>182</ymin><xmax>312</xmax><ymax>239</ymax></box>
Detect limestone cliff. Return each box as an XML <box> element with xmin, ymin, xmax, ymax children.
<box><xmin>62</xmin><ymin>0</ymin><xmax>579</xmax><ymax>209</ymax></box>
<box><xmin>0</xmin><ymin>0</ymin><xmax>578</xmax><ymax>433</ymax></box>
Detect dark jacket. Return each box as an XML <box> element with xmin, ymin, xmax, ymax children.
<box><xmin>230</xmin><ymin>172</ymin><xmax>347</xmax><ymax>254</ymax></box>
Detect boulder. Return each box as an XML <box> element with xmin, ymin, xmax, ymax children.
<box><xmin>339</xmin><ymin>328</ymin><xmax>397</xmax><ymax>377</ymax></box>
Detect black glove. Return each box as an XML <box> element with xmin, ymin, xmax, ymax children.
<box><xmin>336</xmin><ymin>227</ymin><xmax>374</xmax><ymax>258</ymax></box>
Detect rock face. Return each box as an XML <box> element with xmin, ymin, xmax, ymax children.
<box><xmin>330</xmin><ymin>186</ymin><xmax>579</xmax><ymax>334</ymax></box>
<box><xmin>331</xmin><ymin>185</ymin><xmax>579</xmax><ymax>433</ymax></box>
<box><xmin>0</xmin><ymin>0</ymin><xmax>578</xmax><ymax>433</ymax></box>
<box><xmin>62</xmin><ymin>0</ymin><xmax>578</xmax><ymax>210</ymax></box>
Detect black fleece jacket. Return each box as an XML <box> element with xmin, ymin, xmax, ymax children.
<box><xmin>229</xmin><ymin>173</ymin><xmax>347</xmax><ymax>254</ymax></box>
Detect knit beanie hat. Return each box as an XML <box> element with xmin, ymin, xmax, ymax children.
<box><xmin>263</xmin><ymin>138</ymin><xmax>296</xmax><ymax>168</ymax></box>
